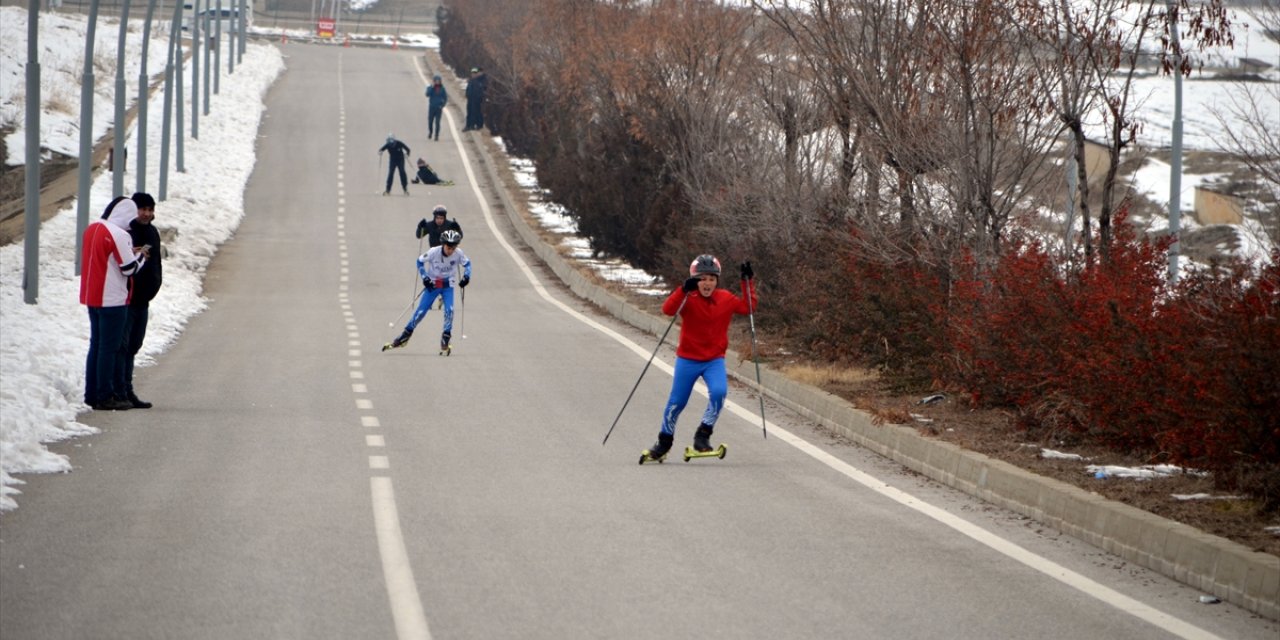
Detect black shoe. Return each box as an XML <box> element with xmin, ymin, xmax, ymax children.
<box><xmin>93</xmin><ymin>397</ymin><xmax>133</xmax><ymax>411</ymax></box>
<box><xmin>411</xmin><ymin>178</ymin><xmax>420</xmax><ymax>184</ymax></box>
<box><xmin>440</xmin><ymin>331</ymin><xmax>452</xmax><ymax>351</ymax></box>
<box><xmin>693</xmin><ymin>424</ymin><xmax>714</xmax><ymax>452</ymax></box>
<box><xmin>127</xmin><ymin>393</ymin><xmax>153</xmax><ymax>409</ymax></box>
<box><xmin>391</xmin><ymin>328</ymin><xmax>413</xmax><ymax>348</ymax></box>
<box><xmin>648</xmin><ymin>433</ymin><xmax>674</xmax><ymax>458</ymax></box>
<box><xmin>382</xmin><ymin>190</ymin><xmax>390</xmax><ymax>196</ymax></box>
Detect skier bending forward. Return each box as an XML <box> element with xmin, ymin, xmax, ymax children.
<box><xmin>386</xmin><ymin>229</ymin><xmax>472</xmax><ymax>354</ymax></box>
<box><xmin>645</xmin><ymin>255</ymin><xmax>757</xmax><ymax>459</ymax></box>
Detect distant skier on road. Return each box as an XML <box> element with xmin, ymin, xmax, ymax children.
<box><xmin>415</xmin><ymin>204</ymin><xmax>463</xmax><ymax>248</ymax></box>
<box><xmin>384</xmin><ymin>229</ymin><xmax>472</xmax><ymax>355</ymax></box>
<box><xmin>379</xmin><ymin>134</ymin><xmax>411</xmax><ymax>195</ymax></box>
<box><xmin>641</xmin><ymin>255</ymin><xmax>757</xmax><ymax>462</ymax></box>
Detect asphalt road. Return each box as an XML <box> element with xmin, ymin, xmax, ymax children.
<box><xmin>1</xmin><ymin>43</ymin><xmax>1275</xmax><ymax>640</ymax></box>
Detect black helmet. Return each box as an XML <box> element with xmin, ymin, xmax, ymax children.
<box><xmin>432</xmin><ymin>204</ymin><xmax>447</xmax><ymax>218</ymax></box>
<box><xmin>440</xmin><ymin>229</ymin><xmax>462</xmax><ymax>246</ymax></box>
<box><xmin>689</xmin><ymin>254</ymin><xmax>721</xmax><ymax>277</ymax></box>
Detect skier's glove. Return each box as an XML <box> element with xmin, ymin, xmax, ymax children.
<box><xmin>415</xmin><ymin>219</ymin><xmax>430</xmax><ymax>239</ymax></box>
<box><xmin>683</xmin><ymin>277</ymin><xmax>700</xmax><ymax>293</ymax></box>
<box><xmin>740</xmin><ymin>261</ymin><xmax>753</xmax><ymax>280</ymax></box>
<box><xmin>459</xmin><ymin>276</ymin><xmax>470</xmax><ymax>288</ymax></box>
<box><xmin>423</xmin><ymin>277</ymin><xmax>435</xmax><ymax>291</ymax></box>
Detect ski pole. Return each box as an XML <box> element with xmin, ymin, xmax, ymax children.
<box><xmin>460</xmin><ymin>285</ymin><xmax>466</xmax><ymax>339</ymax></box>
<box><xmin>388</xmin><ymin>287</ymin><xmax>424</xmax><ymax>328</ymax></box>
<box><xmin>411</xmin><ymin>235</ymin><xmax>423</xmax><ymax>300</ymax></box>
<box><xmin>602</xmin><ymin>296</ymin><xmax>687</xmax><ymax>446</ymax></box>
<box><xmin>744</xmin><ymin>275</ymin><xmax>767</xmax><ymax>439</ymax></box>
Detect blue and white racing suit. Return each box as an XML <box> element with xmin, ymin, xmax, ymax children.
<box><xmin>406</xmin><ymin>245</ymin><xmax>471</xmax><ymax>335</ymax></box>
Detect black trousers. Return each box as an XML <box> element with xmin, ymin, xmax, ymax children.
<box><xmin>386</xmin><ymin>162</ymin><xmax>407</xmax><ymax>191</ymax></box>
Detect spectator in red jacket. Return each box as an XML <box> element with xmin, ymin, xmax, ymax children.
<box><xmin>80</xmin><ymin>197</ymin><xmax>149</xmax><ymax>411</ymax></box>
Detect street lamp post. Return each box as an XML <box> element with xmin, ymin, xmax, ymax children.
<box><xmin>1168</xmin><ymin>1</ymin><xmax>1184</xmax><ymax>283</ymax></box>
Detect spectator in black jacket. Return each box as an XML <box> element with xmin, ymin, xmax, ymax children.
<box><xmin>464</xmin><ymin>67</ymin><xmax>488</xmax><ymax>131</ymax></box>
<box><xmin>123</xmin><ymin>192</ymin><xmax>162</xmax><ymax>409</ymax></box>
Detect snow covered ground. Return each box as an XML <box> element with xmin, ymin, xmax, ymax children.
<box><xmin>1</xmin><ymin>5</ymin><xmax>1276</xmax><ymax>512</ymax></box>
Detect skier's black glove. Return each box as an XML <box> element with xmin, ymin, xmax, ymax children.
<box><xmin>423</xmin><ymin>277</ymin><xmax>435</xmax><ymax>291</ymax></box>
<box><xmin>415</xmin><ymin>219</ymin><xmax>430</xmax><ymax>239</ymax></box>
<box><xmin>459</xmin><ymin>276</ymin><xmax>470</xmax><ymax>288</ymax></box>
<box><xmin>740</xmin><ymin>261</ymin><xmax>753</xmax><ymax>280</ymax></box>
<box><xmin>683</xmin><ymin>277</ymin><xmax>700</xmax><ymax>293</ymax></box>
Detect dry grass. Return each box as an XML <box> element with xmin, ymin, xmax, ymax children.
<box><xmin>777</xmin><ymin>362</ymin><xmax>878</xmax><ymax>388</ymax></box>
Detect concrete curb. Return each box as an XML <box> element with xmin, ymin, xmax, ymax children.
<box><xmin>446</xmin><ymin>57</ymin><xmax>1280</xmax><ymax>621</ymax></box>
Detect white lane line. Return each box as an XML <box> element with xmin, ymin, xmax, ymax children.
<box><xmin>367</xmin><ymin>435</ymin><xmax>386</xmax><ymax>447</ymax></box>
<box><xmin>419</xmin><ymin>58</ymin><xmax>1226</xmax><ymax>640</ymax></box>
<box><xmin>369</xmin><ymin>456</ymin><xmax>389</xmax><ymax>469</ymax></box>
<box><xmin>362</xmin><ymin>416</ymin><xmax>381</xmax><ymax>428</ymax></box>
<box><xmin>356</xmin><ymin>398</ymin><xmax>372</xmax><ymax>410</ymax></box>
<box><xmin>370</xmin><ymin>477</ymin><xmax>432</xmax><ymax>640</ymax></box>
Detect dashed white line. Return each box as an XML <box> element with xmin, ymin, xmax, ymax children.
<box><xmin>370</xmin><ymin>477</ymin><xmax>432</xmax><ymax>640</ymax></box>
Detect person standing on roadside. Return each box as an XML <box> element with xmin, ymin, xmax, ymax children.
<box><xmin>464</xmin><ymin>67</ymin><xmax>488</xmax><ymax>131</ymax></box>
<box><xmin>81</xmin><ymin>197</ymin><xmax>149</xmax><ymax>411</ymax></box>
<box><xmin>122</xmin><ymin>192</ymin><xmax>163</xmax><ymax>409</ymax></box>
<box><xmin>425</xmin><ymin>74</ymin><xmax>448</xmax><ymax>141</ymax></box>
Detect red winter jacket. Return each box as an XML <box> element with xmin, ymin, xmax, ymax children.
<box><xmin>662</xmin><ymin>280</ymin><xmax>757</xmax><ymax>362</ymax></box>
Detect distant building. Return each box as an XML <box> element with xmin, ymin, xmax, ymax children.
<box><xmin>1193</xmin><ymin>187</ymin><xmax>1245</xmax><ymax>225</ymax></box>
<box><xmin>1238</xmin><ymin>57</ymin><xmax>1274</xmax><ymax>73</ymax></box>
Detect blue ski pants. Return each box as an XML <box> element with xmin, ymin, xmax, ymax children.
<box><xmin>660</xmin><ymin>357</ymin><xmax>727</xmax><ymax>436</ymax></box>
<box><xmin>407</xmin><ymin>286</ymin><xmax>454</xmax><ymax>335</ymax></box>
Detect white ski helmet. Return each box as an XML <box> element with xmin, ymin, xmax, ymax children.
<box><xmin>440</xmin><ymin>229</ymin><xmax>462</xmax><ymax>246</ymax></box>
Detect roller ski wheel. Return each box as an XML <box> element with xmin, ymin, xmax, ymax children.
<box><xmin>439</xmin><ymin>345</ymin><xmax>452</xmax><ymax>356</ymax></box>
<box><xmin>683</xmin><ymin>444</ymin><xmax>727</xmax><ymax>462</ymax></box>
<box><xmin>638</xmin><ymin>449</ymin><xmax>667</xmax><ymax>465</ymax></box>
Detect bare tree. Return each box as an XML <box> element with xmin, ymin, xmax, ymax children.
<box><xmin>1208</xmin><ymin>0</ymin><xmax>1280</xmax><ymax>247</ymax></box>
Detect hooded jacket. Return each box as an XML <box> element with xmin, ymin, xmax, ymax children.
<box><xmin>80</xmin><ymin>198</ymin><xmax>145</xmax><ymax>307</ymax></box>
<box><xmin>426</xmin><ymin>77</ymin><xmax>448</xmax><ymax>111</ymax></box>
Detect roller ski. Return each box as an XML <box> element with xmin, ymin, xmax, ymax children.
<box><xmin>639</xmin><ymin>433</ymin><xmax>673</xmax><ymax>465</ymax></box>
<box><xmin>683</xmin><ymin>425</ymin><xmax>726</xmax><ymax>462</ymax></box>
<box><xmin>382</xmin><ymin>328</ymin><xmax>413</xmax><ymax>352</ymax></box>
<box><xmin>683</xmin><ymin>444</ymin><xmax>727</xmax><ymax>462</ymax></box>
<box><xmin>438</xmin><ymin>332</ymin><xmax>452</xmax><ymax>356</ymax></box>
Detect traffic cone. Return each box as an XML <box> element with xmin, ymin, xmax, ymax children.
<box><xmin>391</xmin><ymin>38</ymin><xmax>398</xmax><ymax>50</ymax></box>
<box><xmin>344</xmin><ymin>34</ymin><xmax>351</xmax><ymax>48</ymax></box>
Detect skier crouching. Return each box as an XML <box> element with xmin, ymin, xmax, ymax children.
<box><xmin>644</xmin><ymin>255</ymin><xmax>757</xmax><ymax>460</ymax></box>
<box><xmin>384</xmin><ymin>229</ymin><xmax>472</xmax><ymax>354</ymax></box>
